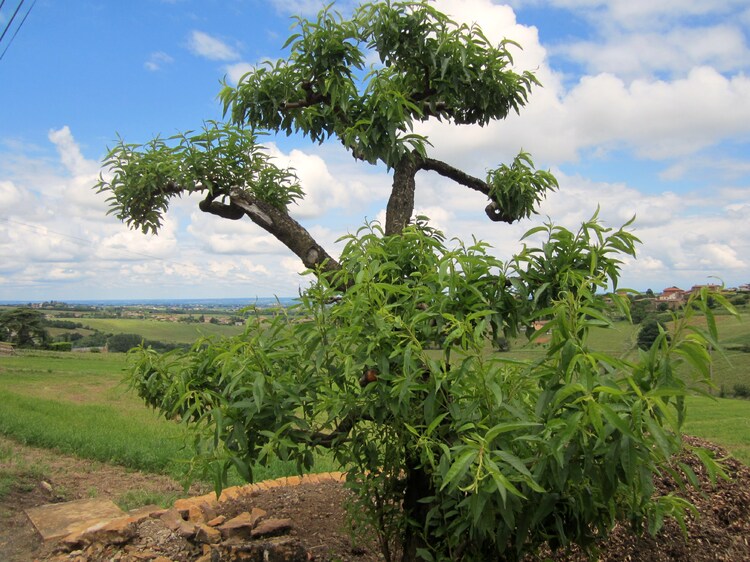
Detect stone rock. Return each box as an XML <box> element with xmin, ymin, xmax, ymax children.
<box><xmin>25</xmin><ymin>498</ymin><xmax>126</xmax><ymax>542</ymax></box>
<box><xmin>206</xmin><ymin>515</ymin><xmax>226</xmax><ymax>527</ymax></box>
<box><xmin>127</xmin><ymin>504</ymin><xmax>165</xmax><ymax>520</ymax></box>
<box><xmin>159</xmin><ymin>507</ymin><xmax>196</xmax><ymax>539</ymax></box>
<box><xmin>225</xmin><ymin>536</ymin><xmax>308</xmax><ymax>562</ymax></box>
<box><xmin>250</xmin><ymin>518</ymin><xmax>293</xmax><ymax>539</ymax></box>
<box><xmin>187</xmin><ymin>500</ymin><xmax>218</xmax><ymax>523</ymax></box>
<box><xmin>218</xmin><ymin>508</ymin><xmax>267</xmax><ymax>540</ymax></box>
<box><xmin>194</xmin><ymin>522</ymin><xmax>222</xmax><ymax>544</ymax></box>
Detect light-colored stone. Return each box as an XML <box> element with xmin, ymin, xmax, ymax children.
<box><xmin>251</xmin><ymin>517</ymin><xmax>293</xmax><ymax>539</ymax></box>
<box><xmin>159</xmin><ymin>507</ymin><xmax>196</xmax><ymax>539</ymax></box>
<box><xmin>25</xmin><ymin>498</ymin><xmax>126</xmax><ymax>542</ymax></box>
<box><xmin>218</xmin><ymin>508</ymin><xmax>267</xmax><ymax>539</ymax></box>
<box><xmin>194</xmin><ymin>522</ymin><xmax>222</xmax><ymax>544</ymax></box>
<box><xmin>217</xmin><ymin>485</ymin><xmax>243</xmax><ymax>502</ymax></box>
<box><xmin>127</xmin><ymin>504</ymin><xmax>165</xmax><ymax>520</ymax></box>
<box><xmin>207</xmin><ymin>515</ymin><xmax>226</xmax><ymax>527</ymax></box>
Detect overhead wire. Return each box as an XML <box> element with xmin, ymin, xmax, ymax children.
<box><xmin>0</xmin><ymin>0</ymin><xmax>35</xmax><ymax>62</ymax></box>
<box><xmin>0</xmin><ymin>0</ymin><xmax>24</xmax><ymax>45</ymax></box>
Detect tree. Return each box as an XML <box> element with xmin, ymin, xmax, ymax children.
<box><xmin>107</xmin><ymin>333</ymin><xmax>145</xmax><ymax>353</ymax></box>
<box><xmin>97</xmin><ymin>2</ymin><xmax>729</xmax><ymax>560</ymax></box>
<box><xmin>0</xmin><ymin>308</ymin><xmax>49</xmax><ymax>348</ymax></box>
<box><xmin>637</xmin><ymin>318</ymin><xmax>662</xmax><ymax>350</ymax></box>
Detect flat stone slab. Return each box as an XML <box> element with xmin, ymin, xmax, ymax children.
<box><xmin>25</xmin><ymin>498</ymin><xmax>126</xmax><ymax>542</ymax></box>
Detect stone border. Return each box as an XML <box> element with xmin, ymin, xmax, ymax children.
<box><xmin>174</xmin><ymin>471</ymin><xmax>347</xmax><ymax>511</ymax></box>
<box><xmin>57</xmin><ymin>471</ymin><xmax>348</xmax><ymax>549</ymax></box>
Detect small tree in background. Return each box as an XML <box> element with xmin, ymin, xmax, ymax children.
<box><xmin>638</xmin><ymin>318</ymin><xmax>667</xmax><ymax>350</ymax></box>
<box><xmin>107</xmin><ymin>333</ymin><xmax>145</xmax><ymax>353</ymax></box>
<box><xmin>0</xmin><ymin>308</ymin><xmax>49</xmax><ymax>348</ymax></box>
<box><xmin>97</xmin><ymin>2</ymin><xmax>732</xmax><ymax>560</ymax></box>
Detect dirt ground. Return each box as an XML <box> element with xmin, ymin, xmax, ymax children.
<box><xmin>1</xmin><ymin>434</ymin><xmax>749</xmax><ymax>562</ymax></box>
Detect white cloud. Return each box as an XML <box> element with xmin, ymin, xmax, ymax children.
<box><xmin>265</xmin><ymin>143</ymin><xmax>368</xmax><ymax>218</ymax></box>
<box><xmin>562</xmin><ymin>25</ymin><xmax>750</xmax><ymax>79</ymax></box>
<box><xmin>187</xmin><ymin>31</ymin><xmax>240</xmax><ymax>61</ymax></box>
<box><xmin>224</xmin><ymin>62</ymin><xmax>255</xmax><ymax>84</ymax></box>
<box><xmin>0</xmin><ymin>180</ymin><xmax>22</xmax><ymax>208</ymax></box>
<box><xmin>144</xmin><ymin>51</ymin><xmax>174</xmax><ymax>71</ymax></box>
<box><xmin>268</xmin><ymin>0</ymin><xmax>356</xmax><ymax>17</ymax></box>
<box><xmin>419</xmin><ymin>64</ymin><xmax>750</xmax><ymax>167</ymax></box>
<box><xmin>527</xmin><ymin>0</ymin><xmax>748</xmax><ymax>31</ymax></box>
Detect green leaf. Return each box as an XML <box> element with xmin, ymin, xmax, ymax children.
<box><xmin>440</xmin><ymin>449</ymin><xmax>478</xmax><ymax>491</ymax></box>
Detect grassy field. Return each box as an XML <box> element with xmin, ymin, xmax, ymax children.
<box><xmin>78</xmin><ymin>317</ymin><xmax>244</xmax><ymax>344</ymax></box>
<box><xmin>0</xmin><ymin>309</ymin><xmax>748</xmax><ymax>491</ymax></box>
<box><xmin>684</xmin><ymin>395</ymin><xmax>750</xmax><ymax>465</ymax></box>
<box><xmin>0</xmin><ymin>351</ymin><xmax>337</xmax><ymax>483</ymax></box>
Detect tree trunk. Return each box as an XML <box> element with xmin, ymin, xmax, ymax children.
<box><xmin>385</xmin><ymin>154</ymin><xmax>419</xmax><ymax>236</ymax></box>
<box><xmin>401</xmin><ymin>460</ymin><xmax>433</xmax><ymax>562</ymax></box>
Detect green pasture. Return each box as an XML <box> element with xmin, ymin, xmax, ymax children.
<box><xmin>79</xmin><ymin>317</ymin><xmax>244</xmax><ymax>343</ymax></box>
<box><xmin>0</xmin><ymin>309</ymin><xmax>748</xmax><ymax>486</ymax></box>
<box><xmin>684</xmin><ymin>395</ymin><xmax>750</xmax><ymax>465</ymax></box>
<box><xmin>0</xmin><ymin>351</ymin><xmax>336</xmax><ymax>482</ymax></box>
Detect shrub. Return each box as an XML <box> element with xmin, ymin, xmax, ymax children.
<box><xmin>107</xmin><ymin>333</ymin><xmax>144</xmax><ymax>353</ymax></box>
<box><xmin>127</xmin><ymin>218</ymin><xmax>730</xmax><ymax>561</ymax></box>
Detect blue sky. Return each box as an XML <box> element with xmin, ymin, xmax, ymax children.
<box><xmin>1</xmin><ymin>0</ymin><xmax>749</xmax><ymax>301</ymax></box>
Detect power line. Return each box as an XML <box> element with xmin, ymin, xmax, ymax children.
<box><xmin>0</xmin><ymin>0</ymin><xmax>25</xmax><ymax>45</ymax></box>
<box><xmin>0</xmin><ymin>0</ymin><xmax>36</xmax><ymax>62</ymax></box>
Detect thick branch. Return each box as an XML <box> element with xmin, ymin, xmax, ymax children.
<box><xmin>198</xmin><ymin>195</ymin><xmax>245</xmax><ymax>220</ymax></box>
<box><xmin>420</xmin><ymin>158</ymin><xmax>489</xmax><ymax>196</ymax></box>
<box><xmin>229</xmin><ymin>189</ymin><xmax>341</xmax><ymax>275</ymax></box>
<box><xmin>279</xmin><ymin>92</ymin><xmax>327</xmax><ymax>110</ymax></box>
<box><xmin>420</xmin><ymin>158</ymin><xmax>515</xmax><ymax>224</ymax></box>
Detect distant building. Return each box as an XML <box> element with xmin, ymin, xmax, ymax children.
<box><xmin>658</xmin><ymin>287</ymin><xmax>686</xmax><ymax>302</ymax></box>
<box><xmin>690</xmin><ymin>284</ymin><xmax>722</xmax><ymax>294</ymax></box>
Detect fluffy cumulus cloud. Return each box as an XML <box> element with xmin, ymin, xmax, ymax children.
<box><xmin>187</xmin><ymin>31</ymin><xmax>240</xmax><ymax>61</ymax></box>
<box><xmin>562</xmin><ymin>25</ymin><xmax>750</xmax><ymax>79</ymax></box>
<box><xmin>0</xmin><ymin>128</ymin><xmax>308</xmax><ymax>300</ymax></box>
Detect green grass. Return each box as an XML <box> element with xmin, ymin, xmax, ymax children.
<box><xmin>80</xmin><ymin>318</ymin><xmax>244</xmax><ymax>343</ymax></box>
<box><xmin>0</xmin><ymin>350</ymin><xmax>338</xmax><ymax>483</ymax></box>
<box><xmin>1</xmin><ymin>309</ymin><xmax>748</xmax><ymax>488</ymax></box>
<box><xmin>0</xmin><ymin>444</ymin><xmax>49</xmax><ymax>502</ymax></box>
<box><xmin>684</xmin><ymin>395</ymin><xmax>750</xmax><ymax>465</ymax></box>
<box><xmin>0</xmin><ymin>389</ymin><xmax>189</xmax><ymax>474</ymax></box>
<box><xmin>114</xmin><ymin>489</ymin><xmax>185</xmax><ymax>511</ymax></box>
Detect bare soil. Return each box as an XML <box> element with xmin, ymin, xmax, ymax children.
<box><xmin>2</xmin><ymin>435</ymin><xmax>749</xmax><ymax>562</ymax></box>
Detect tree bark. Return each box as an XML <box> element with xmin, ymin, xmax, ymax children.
<box><xmin>385</xmin><ymin>154</ymin><xmax>420</xmax><ymax>236</ymax></box>
<box><xmin>401</xmin><ymin>460</ymin><xmax>433</xmax><ymax>562</ymax></box>
<box><xmin>229</xmin><ymin>188</ymin><xmax>341</xmax><ymax>275</ymax></box>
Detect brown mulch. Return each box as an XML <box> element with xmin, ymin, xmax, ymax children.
<box><xmin>2</xmin><ymin>435</ymin><xmax>750</xmax><ymax>561</ymax></box>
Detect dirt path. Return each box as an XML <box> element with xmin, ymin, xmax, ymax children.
<box><xmin>0</xmin><ymin>435</ymin><xmax>208</xmax><ymax>561</ymax></box>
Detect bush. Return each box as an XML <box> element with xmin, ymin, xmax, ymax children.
<box><xmin>733</xmin><ymin>384</ymin><xmax>750</xmax><ymax>399</ymax></box>
<box><xmin>637</xmin><ymin>318</ymin><xmax>669</xmax><ymax>350</ymax></box>
<box><xmin>107</xmin><ymin>333</ymin><xmax>144</xmax><ymax>353</ymax></box>
<box><xmin>48</xmin><ymin>342</ymin><xmax>72</xmax><ymax>352</ymax></box>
